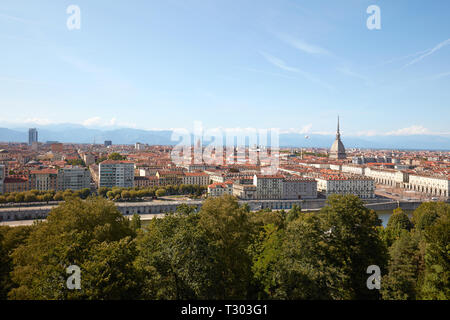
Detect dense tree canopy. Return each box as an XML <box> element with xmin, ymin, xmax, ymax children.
<box><xmin>0</xmin><ymin>195</ymin><xmax>448</xmax><ymax>300</ymax></box>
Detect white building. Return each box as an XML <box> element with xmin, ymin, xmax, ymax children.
<box><xmin>207</xmin><ymin>181</ymin><xmax>233</xmax><ymax>197</ymax></box>
<box><xmin>315</xmin><ymin>175</ymin><xmax>375</xmax><ymax>199</ymax></box>
<box><xmin>364</xmin><ymin>167</ymin><xmax>408</xmax><ymax>188</ymax></box>
<box><xmin>99</xmin><ymin>160</ymin><xmax>135</xmax><ymax>188</ymax></box>
<box><xmin>406</xmin><ymin>174</ymin><xmax>449</xmax><ymax>198</ymax></box>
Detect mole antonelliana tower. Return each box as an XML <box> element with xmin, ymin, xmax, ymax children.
<box><xmin>329</xmin><ymin>116</ymin><xmax>346</xmax><ymax>160</ymax></box>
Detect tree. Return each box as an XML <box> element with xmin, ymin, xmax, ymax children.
<box><xmin>197</xmin><ymin>195</ymin><xmax>254</xmax><ymax>299</ymax></box>
<box><xmin>413</xmin><ymin>202</ymin><xmax>449</xmax><ymax>231</ymax></box>
<box><xmin>383</xmin><ymin>208</ymin><xmax>413</xmax><ymax>247</ymax></box>
<box><xmin>108</xmin><ymin>153</ymin><xmax>127</xmax><ymax>161</ymax></box>
<box><xmin>420</xmin><ymin>210</ymin><xmax>450</xmax><ymax>300</ymax></box>
<box><xmin>285</xmin><ymin>204</ymin><xmax>302</xmax><ymax>224</ymax></box>
<box><xmin>317</xmin><ymin>194</ymin><xmax>388</xmax><ymax>299</ymax></box>
<box><xmin>0</xmin><ymin>226</ymin><xmax>33</xmax><ymax>299</ymax></box>
<box><xmin>8</xmin><ymin>197</ymin><xmax>140</xmax><ymax>300</ymax></box>
<box><xmin>270</xmin><ymin>212</ymin><xmax>350</xmax><ymax>300</ymax></box>
<box><xmin>381</xmin><ymin>231</ymin><xmax>421</xmax><ymax>300</ymax></box>
<box><xmin>130</xmin><ymin>214</ymin><xmax>141</xmax><ymax>232</ymax></box>
<box><xmin>155</xmin><ymin>188</ymin><xmax>166</xmax><ymax>198</ymax></box>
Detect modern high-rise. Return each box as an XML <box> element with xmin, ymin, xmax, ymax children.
<box><xmin>329</xmin><ymin>116</ymin><xmax>346</xmax><ymax>160</ymax></box>
<box><xmin>98</xmin><ymin>160</ymin><xmax>134</xmax><ymax>188</ymax></box>
<box><xmin>28</xmin><ymin>128</ymin><xmax>38</xmax><ymax>146</ymax></box>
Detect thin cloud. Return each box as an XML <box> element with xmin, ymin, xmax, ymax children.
<box><xmin>260</xmin><ymin>51</ymin><xmax>300</xmax><ymax>72</ymax></box>
<box><xmin>276</xmin><ymin>33</ymin><xmax>331</xmax><ymax>56</ymax></box>
<box><xmin>386</xmin><ymin>125</ymin><xmax>430</xmax><ymax>136</ymax></box>
<box><xmin>336</xmin><ymin>67</ymin><xmax>372</xmax><ymax>86</ymax></box>
<box><xmin>404</xmin><ymin>38</ymin><xmax>450</xmax><ymax>68</ymax></box>
<box><xmin>0</xmin><ymin>12</ymin><xmax>39</xmax><ymax>25</ymax></box>
<box><xmin>259</xmin><ymin>51</ymin><xmax>335</xmax><ymax>91</ymax></box>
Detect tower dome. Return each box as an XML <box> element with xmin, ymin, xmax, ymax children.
<box><xmin>330</xmin><ymin>116</ymin><xmax>346</xmax><ymax>160</ymax></box>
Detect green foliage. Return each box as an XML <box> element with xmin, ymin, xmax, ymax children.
<box><xmin>413</xmin><ymin>202</ymin><xmax>449</xmax><ymax>231</ymax></box>
<box><xmin>65</xmin><ymin>159</ymin><xmax>86</xmax><ymax>167</ymax></box>
<box><xmin>420</xmin><ymin>210</ymin><xmax>450</xmax><ymax>299</ymax></box>
<box><xmin>8</xmin><ymin>197</ymin><xmax>140</xmax><ymax>300</ymax></box>
<box><xmin>108</xmin><ymin>153</ymin><xmax>127</xmax><ymax>161</ymax></box>
<box><xmin>381</xmin><ymin>231</ymin><xmax>421</xmax><ymax>300</ymax></box>
<box><xmin>1</xmin><ymin>195</ymin><xmax>448</xmax><ymax>301</ymax></box>
<box><xmin>383</xmin><ymin>208</ymin><xmax>413</xmax><ymax>247</ymax></box>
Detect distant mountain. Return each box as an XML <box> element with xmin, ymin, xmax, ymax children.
<box><xmin>0</xmin><ymin>125</ymin><xmax>449</xmax><ymax>150</ymax></box>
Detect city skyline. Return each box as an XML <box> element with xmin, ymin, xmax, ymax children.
<box><xmin>0</xmin><ymin>1</ymin><xmax>449</xmax><ymax>136</ymax></box>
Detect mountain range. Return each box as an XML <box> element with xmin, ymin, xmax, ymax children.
<box><xmin>0</xmin><ymin>124</ymin><xmax>449</xmax><ymax>150</ymax></box>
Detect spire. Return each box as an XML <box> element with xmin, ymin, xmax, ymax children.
<box><xmin>336</xmin><ymin>116</ymin><xmax>341</xmax><ymax>139</ymax></box>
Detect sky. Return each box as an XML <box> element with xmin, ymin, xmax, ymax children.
<box><xmin>0</xmin><ymin>0</ymin><xmax>449</xmax><ymax>137</ymax></box>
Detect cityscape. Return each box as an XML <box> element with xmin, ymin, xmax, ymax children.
<box><xmin>0</xmin><ymin>0</ymin><xmax>449</xmax><ymax>307</ymax></box>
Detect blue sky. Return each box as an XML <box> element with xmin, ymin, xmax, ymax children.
<box><xmin>0</xmin><ymin>0</ymin><xmax>449</xmax><ymax>136</ymax></box>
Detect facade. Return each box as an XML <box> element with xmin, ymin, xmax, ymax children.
<box><xmin>406</xmin><ymin>174</ymin><xmax>449</xmax><ymax>198</ymax></box>
<box><xmin>282</xmin><ymin>177</ymin><xmax>317</xmax><ymax>199</ymax></box>
<box><xmin>365</xmin><ymin>167</ymin><xmax>408</xmax><ymax>188</ymax></box>
<box><xmin>208</xmin><ymin>181</ymin><xmax>233</xmax><ymax>197</ymax></box>
<box><xmin>329</xmin><ymin>117</ymin><xmax>346</xmax><ymax>160</ymax></box>
<box><xmin>104</xmin><ymin>140</ymin><xmax>112</xmax><ymax>147</ymax></box>
<box><xmin>182</xmin><ymin>172</ymin><xmax>210</xmax><ymax>186</ymax></box>
<box><xmin>57</xmin><ymin>167</ymin><xmax>91</xmax><ymax>191</ymax></box>
<box><xmin>28</xmin><ymin>128</ymin><xmax>38</xmax><ymax>146</ymax></box>
<box><xmin>315</xmin><ymin>175</ymin><xmax>375</xmax><ymax>199</ymax></box>
<box><xmin>232</xmin><ymin>183</ymin><xmax>257</xmax><ymax>200</ymax></box>
<box><xmin>29</xmin><ymin>169</ymin><xmax>58</xmax><ymax>191</ymax></box>
<box><xmin>3</xmin><ymin>177</ymin><xmax>29</xmax><ymax>193</ymax></box>
<box><xmin>134</xmin><ymin>176</ymin><xmax>159</xmax><ymax>188</ymax></box>
<box><xmin>156</xmin><ymin>170</ymin><xmax>184</xmax><ymax>185</ymax></box>
<box><xmin>253</xmin><ymin>174</ymin><xmax>284</xmax><ymax>200</ymax></box>
<box><xmin>99</xmin><ymin>160</ymin><xmax>135</xmax><ymax>188</ymax></box>
<box><xmin>0</xmin><ymin>164</ymin><xmax>4</xmax><ymax>194</ymax></box>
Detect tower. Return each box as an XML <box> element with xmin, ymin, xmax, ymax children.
<box><xmin>329</xmin><ymin>116</ymin><xmax>346</xmax><ymax>160</ymax></box>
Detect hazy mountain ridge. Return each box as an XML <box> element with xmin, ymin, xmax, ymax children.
<box><xmin>0</xmin><ymin>125</ymin><xmax>449</xmax><ymax>150</ymax></box>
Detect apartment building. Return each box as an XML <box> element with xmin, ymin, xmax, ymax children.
<box><xmin>182</xmin><ymin>172</ymin><xmax>210</xmax><ymax>186</ymax></box>
<box><xmin>99</xmin><ymin>160</ymin><xmax>135</xmax><ymax>188</ymax></box>
<box><xmin>57</xmin><ymin>166</ymin><xmax>91</xmax><ymax>191</ymax></box>
<box><xmin>315</xmin><ymin>174</ymin><xmax>375</xmax><ymax>199</ymax></box>
<box><xmin>29</xmin><ymin>169</ymin><xmax>58</xmax><ymax>191</ymax></box>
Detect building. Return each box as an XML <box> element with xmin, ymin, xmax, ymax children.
<box><xmin>182</xmin><ymin>172</ymin><xmax>210</xmax><ymax>186</ymax></box>
<box><xmin>104</xmin><ymin>140</ymin><xmax>112</xmax><ymax>147</ymax></box>
<box><xmin>3</xmin><ymin>177</ymin><xmax>29</xmax><ymax>193</ymax></box>
<box><xmin>51</xmin><ymin>143</ymin><xmax>63</xmax><ymax>153</ymax></box>
<box><xmin>99</xmin><ymin>160</ymin><xmax>135</xmax><ymax>188</ymax></box>
<box><xmin>29</xmin><ymin>169</ymin><xmax>58</xmax><ymax>191</ymax></box>
<box><xmin>156</xmin><ymin>170</ymin><xmax>184</xmax><ymax>186</ymax></box>
<box><xmin>57</xmin><ymin>166</ymin><xmax>91</xmax><ymax>191</ymax></box>
<box><xmin>253</xmin><ymin>174</ymin><xmax>284</xmax><ymax>200</ymax></box>
<box><xmin>315</xmin><ymin>174</ymin><xmax>375</xmax><ymax>199</ymax></box>
<box><xmin>282</xmin><ymin>177</ymin><xmax>317</xmax><ymax>199</ymax></box>
<box><xmin>364</xmin><ymin>167</ymin><xmax>408</xmax><ymax>188</ymax></box>
<box><xmin>0</xmin><ymin>164</ymin><xmax>4</xmax><ymax>194</ymax></box>
<box><xmin>329</xmin><ymin>117</ymin><xmax>346</xmax><ymax>160</ymax></box>
<box><xmin>406</xmin><ymin>174</ymin><xmax>449</xmax><ymax>198</ymax></box>
<box><xmin>28</xmin><ymin>128</ymin><xmax>38</xmax><ymax>146</ymax></box>
<box><xmin>134</xmin><ymin>176</ymin><xmax>159</xmax><ymax>188</ymax></box>
<box><xmin>232</xmin><ymin>183</ymin><xmax>257</xmax><ymax>200</ymax></box>
<box><xmin>207</xmin><ymin>181</ymin><xmax>233</xmax><ymax>197</ymax></box>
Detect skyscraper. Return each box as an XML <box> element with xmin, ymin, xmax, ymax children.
<box><xmin>28</xmin><ymin>128</ymin><xmax>38</xmax><ymax>146</ymax></box>
<box><xmin>329</xmin><ymin>116</ymin><xmax>346</xmax><ymax>160</ymax></box>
